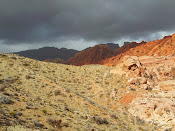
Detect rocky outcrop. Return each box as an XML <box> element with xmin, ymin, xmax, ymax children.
<box><xmin>110</xmin><ymin>56</ymin><xmax>153</xmax><ymax>89</ymax></box>
<box><xmin>110</xmin><ymin>55</ymin><xmax>175</xmax><ymax>129</ymax></box>
<box><xmin>102</xmin><ymin>43</ymin><xmax>120</xmax><ymax>51</ymax></box>
<box><xmin>104</xmin><ymin>42</ymin><xmax>144</xmax><ymax>65</ymax></box>
<box><xmin>83</xmin><ymin>43</ymin><xmax>120</xmax><ymax>51</ymax></box>
<box><xmin>104</xmin><ymin>34</ymin><xmax>175</xmax><ymax>66</ymax></box>
<box><xmin>123</xmin><ymin>42</ymin><xmax>130</xmax><ymax>46</ymax></box>
<box><xmin>128</xmin><ymin>96</ymin><xmax>175</xmax><ymax>127</ymax></box>
<box><xmin>67</xmin><ymin>45</ymin><xmax>115</xmax><ymax>66</ymax></box>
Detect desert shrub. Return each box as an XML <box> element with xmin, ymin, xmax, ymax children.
<box><xmin>33</xmin><ymin>119</ymin><xmax>44</xmax><ymax>128</ymax></box>
<box><xmin>0</xmin><ymin>79</ymin><xmax>4</xmax><ymax>84</ymax></box>
<box><xmin>22</xmin><ymin>63</ymin><xmax>29</xmax><ymax>66</ymax></box>
<box><xmin>136</xmin><ymin>117</ymin><xmax>145</xmax><ymax>126</ymax></box>
<box><xmin>4</xmin><ymin>76</ymin><xmax>18</xmax><ymax>83</ymax></box>
<box><xmin>110</xmin><ymin>113</ymin><xmax>118</xmax><ymax>120</ymax></box>
<box><xmin>9</xmin><ymin>111</ymin><xmax>16</xmax><ymax>118</ymax></box>
<box><xmin>65</xmin><ymin>88</ymin><xmax>70</xmax><ymax>93</ymax></box>
<box><xmin>93</xmin><ymin>116</ymin><xmax>109</xmax><ymax>125</ymax></box>
<box><xmin>138</xmin><ymin>127</ymin><xmax>144</xmax><ymax>131</ymax></box>
<box><xmin>150</xmin><ymin>74</ymin><xmax>153</xmax><ymax>79</ymax></box>
<box><xmin>164</xmin><ymin>128</ymin><xmax>173</xmax><ymax>131</ymax></box>
<box><xmin>11</xmin><ymin>56</ymin><xmax>17</xmax><ymax>60</ymax></box>
<box><xmin>47</xmin><ymin>118</ymin><xmax>62</xmax><ymax>128</ymax></box>
<box><xmin>147</xmin><ymin>87</ymin><xmax>152</xmax><ymax>92</ymax></box>
<box><xmin>6</xmin><ymin>125</ymin><xmax>28</xmax><ymax>131</ymax></box>
<box><xmin>0</xmin><ymin>85</ymin><xmax>6</xmax><ymax>91</ymax></box>
<box><xmin>60</xmin><ymin>79</ymin><xmax>65</xmax><ymax>82</ymax></box>
<box><xmin>171</xmin><ymin>67</ymin><xmax>175</xmax><ymax>78</ymax></box>
<box><xmin>0</xmin><ymin>95</ymin><xmax>13</xmax><ymax>104</ymax></box>
<box><xmin>0</xmin><ymin>54</ymin><xmax>7</xmax><ymax>57</ymax></box>
<box><xmin>25</xmin><ymin>75</ymin><xmax>32</xmax><ymax>79</ymax></box>
<box><xmin>144</xmin><ymin>74</ymin><xmax>150</xmax><ymax>78</ymax></box>
<box><xmin>130</xmin><ymin>88</ymin><xmax>136</xmax><ymax>91</ymax></box>
<box><xmin>41</xmin><ymin>109</ymin><xmax>47</xmax><ymax>115</ymax></box>
<box><xmin>54</xmin><ymin>89</ymin><xmax>61</xmax><ymax>96</ymax></box>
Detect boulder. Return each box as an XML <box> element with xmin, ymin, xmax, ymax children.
<box><xmin>0</xmin><ymin>95</ymin><xmax>13</xmax><ymax>104</ymax></box>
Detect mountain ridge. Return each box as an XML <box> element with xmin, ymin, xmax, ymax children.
<box><xmin>103</xmin><ymin>34</ymin><xmax>175</xmax><ymax>66</ymax></box>
<box><xmin>14</xmin><ymin>46</ymin><xmax>79</xmax><ymax>61</ymax></box>
<box><xmin>66</xmin><ymin>44</ymin><xmax>115</xmax><ymax>66</ymax></box>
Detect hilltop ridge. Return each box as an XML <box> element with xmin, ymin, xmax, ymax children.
<box><xmin>67</xmin><ymin>45</ymin><xmax>116</xmax><ymax>66</ymax></box>
<box><xmin>103</xmin><ymin>34</ymin><xmax>175</xmax><ymax>66</ymax></box>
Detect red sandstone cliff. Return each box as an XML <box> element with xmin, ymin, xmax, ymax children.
<box><xmin>66</xmin><ymin>45</ymin><xmax>115</xmax><ymax>66</ymax></box>
<box><xmin>103</xmin><ymin>34</ymin><xmax>175</xmax><ymax>66</ymax></box>
<box><xmin>67</xmin><ymin>34</ymin><xmax>175</xmax><ymax>66</ymax></box>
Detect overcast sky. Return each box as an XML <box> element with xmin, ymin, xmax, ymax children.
<box><xmin>0</xmin><ymin>0</ymin><xmax>175</xmax><ymax>52</ymax></box>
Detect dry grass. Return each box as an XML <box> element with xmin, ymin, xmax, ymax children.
<box><xmin>0</xmin><ymin>53</ymin><xmax>159</xmax><ymax>130</ymax></box>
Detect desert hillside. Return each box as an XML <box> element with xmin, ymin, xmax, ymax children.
<box><xmin>0</xmin><ymin>52</ymin><xmax>175</xmax><ymax>131</ymax></box>
<box><xmin>67</xmin><ymin>34</ymin><xmax>175</xmax><ymax>66</ymax></box>
<box><xmin>1</xmin><ymin>0</ymin><xmax>175</xmax><ymax>130</ymax></box>
<box><xmin>110</xmin><ymin>55</ymin><xmax>175</xmax><ymax>130</ymax></box>
<box><xmin>67</xmin><ymin>45</ymin><xmax>115</xmax><ymax>66</ymax></box>
<box><xmin>104</xmin><ymin>34</ymin><xmax>175</xmax><ymax>66</ymax></box>
<box><xmin>2</xmin><ymin>53</ymin><xmax>172</xmax><ymax>130</ymax></box>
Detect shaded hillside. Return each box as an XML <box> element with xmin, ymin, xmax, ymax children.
<box><xmin>103</xmin><ymin>34</ymin><xmax>175</xmax><ymax>66</ymax></box>
<box><xmin>115</xmin><ymin>42</ymin><xmax>144</xmax><ymax>55</ymax></box>
<box><xmin>83</xmin><ymin>43</ymin><xmax>120</xmax><ymax>51</ymax></box>
<box><xmin>102</xmin><ymin>43</ymin><xmax>120</xmax><ymax>51</ymax></box>
<box><xmin>14</xmin><ymin>47</ymin><xmax>79</xmax><ymax>61</ymax></box>
<box><xmin>67</xmin><ymin>45</ymin><xmax>115</xmax><ymax>66</ymax></box>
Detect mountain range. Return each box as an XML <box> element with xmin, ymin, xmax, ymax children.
<box><xmin>14</xmin><ymin>47</ymin><xmax>79</xmax><ymax>61</ymax></box>
<box><xmin>14</xmin><ymin>34</ymin><xmax>175</xmax><ymax>66</ymax></box>
<box><xmin>0</xmin><ymin>34</ymin><xmax>175</xmax><ymax>130</ymax></box>
<box><xmin>14</xmin><ymin>43</ymin><xmax>120</xmax><ymax>63</ymax></box>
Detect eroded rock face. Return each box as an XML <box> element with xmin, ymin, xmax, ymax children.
<box><xmin>68</xmin><ymin>34</ymin><xmax>175</xmax><ymax>66</ymax></box>
<box><xmin>111</xmin><ymin>55</ymin><xmax>175</xmax><ymax>129</ymax></box>
<box><xmin>128</xmin><ymin>96</ymin><xmax>175</xmax><ymax>127</ymax></box>
<box><xmin>128</xmin><ymin>56</ymin><xmax>175</xmax><ymax>128</ymax></box>
<box><xmin>67</xmin><ymin>45</ymin><xmax>115</xmax><ymax>66</ymax></box>
<box><xmin>104</xmin><ymin>34</ymin><xmax>175</xmax><ymax>66</ymax></box>
<box><xmin>110</xmin><ymin>56</ymin><xmax>151</xmax><ymax>84</ymax></box>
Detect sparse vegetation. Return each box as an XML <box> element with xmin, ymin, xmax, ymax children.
<box><xmin>47</xmin><ymin>118</ymin><xmax>62</xmax><ymax>128</ymax></box>
<box><xmin>0</xmin><ymin>53</ymin><xmax>173</xmax><ymax>131</ymax></box>
<box><xmin>54</xmin><ymin>89</ymin><xmax>61</xmax><ymax>96</ymax></box>
<box><xmin>0</xmin><ymin>79</ymin><xmax>4</xmax><ymax>84</ymax></box>
<box><xmin>171</xmin><ymin>67</ymin><xmax>175</xmax><ymax>78</ymax></box>
<box><xmin>41</xmin><ymin>109</ymin><xmax>47</xmax><ymax>115</ymax></box>
<box><xmin>9</xmin><ymin>111</ymin><xmax>16</xmax><ymax>118</ymax></box>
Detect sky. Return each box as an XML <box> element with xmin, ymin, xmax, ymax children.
<box><xmin>0</xmin><ymin>0</ymin><xmax>175</xmax><ymax>52</ymax></box>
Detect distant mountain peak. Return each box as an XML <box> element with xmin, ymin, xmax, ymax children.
<box><xmin>14</xmin><ymin>46</ymin><xmax>79</xmax><ymax>61</ymax></box>
<box><xmin>67</xmin><ymin>44</ymin><xmax>115</xmax><ymax>66</ymax></box>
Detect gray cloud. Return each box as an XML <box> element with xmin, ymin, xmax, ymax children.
<box><xmin>0</xmin><ymin>0</ymin><xmax>175</xmax><ymax>52</ymax></box>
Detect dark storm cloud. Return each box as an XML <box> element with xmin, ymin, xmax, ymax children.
<box><xmin>0</xmin><ymin>0</ymin><xmax>175</xmax><ymax>46</ymax></box>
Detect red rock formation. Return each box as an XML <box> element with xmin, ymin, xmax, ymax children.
<box><xmin>104</xmin><ymin>34</ymin><xmax>175</xmax><ymax>66</ymax></box>
<box><xmin>66</xmin><ymin>45</ymin><xmax>115</xmax><ymax>66</ymax></box>
<box><xmin>67</xmin><ymin>34</ymin><xmax>175</xmax><ymax>66</ymax></box>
